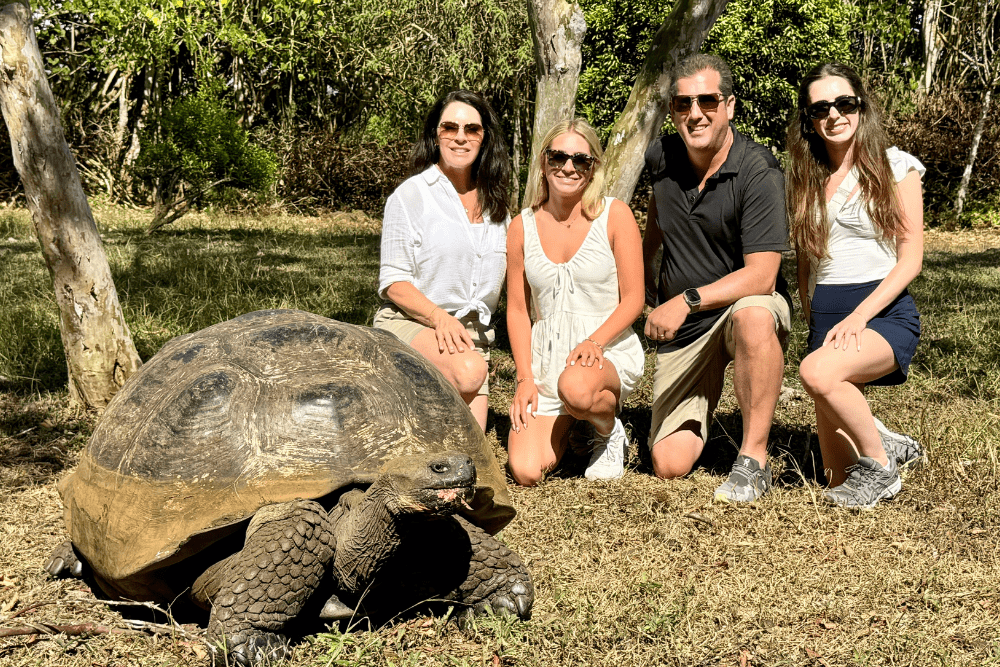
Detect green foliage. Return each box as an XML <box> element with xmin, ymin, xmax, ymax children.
<box><xmin>132</xmin><ymin>95</ymin><xmax>277</xmax><ymax>228</ymax></box>
<box><xmin>576</xmin><ymin>0</ymin><xmax>855</xmax><ymax>149</ymax></box>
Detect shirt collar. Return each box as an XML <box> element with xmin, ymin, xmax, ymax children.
<box><xmin>714</xmin><ymin>123</ymin><xmax>747</xmax><ymax>178</ymax></box>
<box><xmin>419</xmin><ymin>164</ymin><xmax>446</xmax><ymax>185</ymax></box>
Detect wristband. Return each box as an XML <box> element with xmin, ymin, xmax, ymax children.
<box><xmin>586</xmin><ymin>338</ymin><xmax>604</xmax><ymax>350</ymax></box>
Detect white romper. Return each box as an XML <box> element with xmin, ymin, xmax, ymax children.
<box><xmin>521</xmin><ymin>197</ymin><xmax>646</xmax><ymax>416</ymax></box>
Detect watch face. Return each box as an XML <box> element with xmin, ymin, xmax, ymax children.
<box><xmin>684</xmin><ymin>288</ymin><xmax>701</xmax><ymax>305</ymax></box>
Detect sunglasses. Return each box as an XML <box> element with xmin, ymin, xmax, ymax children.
<box><xmin>545</xmin><ymin>148</ymin><xmax>597</xmax><ymax>173</ymax></box>
<box><xmin>806</xmin><ymin>95</ymin><xmax>863</xmax><ymax>120</ymax></box>
<box><xmin>671</xmin><ymin>93</ymin><xmax>726</xmax><ymax>113</ymax></box>
<box><xmin>438</xmin><ymin>121</ymin><xmax>484</xmax><ymax>142</ymax></box>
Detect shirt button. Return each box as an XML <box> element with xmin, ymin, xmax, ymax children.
<box><xmin>473</xmin><ymin>282</ymin><xmax>477</xmax><ymax>286</ymax></box>
<box><xmin>477</xmin><ymin>253</ymin><xmax>482</xmax><ymax>258</ymax></box>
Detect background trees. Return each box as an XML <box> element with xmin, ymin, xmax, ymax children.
<box><xmin>0</xmin><ymin>0</ymin><xmax>994</xmax><ymax>224</ymax></box>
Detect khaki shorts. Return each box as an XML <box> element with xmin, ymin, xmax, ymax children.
<box><xmin>648</xmin><ymin>293</ymin><xmax>791</xmax><ymax>449</ymax></box>
<box><xmin>372</xmin><ymin>303</ymin><xmax>495</xmax><ymax>396</ymax></box>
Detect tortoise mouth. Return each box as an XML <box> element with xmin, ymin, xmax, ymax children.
<box><xmin>403</xmin><ymin>483</ymin><xmax>476</xmax><ymax>514</ymax></box>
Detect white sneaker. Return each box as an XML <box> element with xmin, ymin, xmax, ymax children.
<box><xmin>584</xmin><ymin>418</ymin><xmax>627</xmax><ymax>481</ymax></box>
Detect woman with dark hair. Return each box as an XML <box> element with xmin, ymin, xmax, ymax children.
<box><xmin>787</xmin><ymin>63</ymin><xmax>925</xmax><ymax>508</ymax></box>
<box><xmin>506</xmin><ymin>118</ymin><xmax>645</xmax><ymax>485</ymax></box>
<box><xmin>375</xmin><ymin>90</ymin><xmax>511</xmax><ymax>431</ymax></box>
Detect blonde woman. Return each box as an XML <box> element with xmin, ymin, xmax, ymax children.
<box><xmin>506</xmin><ymin>119</ymin><xmax>645</xmax><ymax>485</ymax></box>
<box><xmin>788</xmin><ymin>63</ymin><xmax>925</xmax><ymax>508</ymax></box>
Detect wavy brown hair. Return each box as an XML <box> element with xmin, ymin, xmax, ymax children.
<box><xmin>786</xmin><ymin>63</ymin><xmax>903</xmax><ymax>259</ymax></box>
<box><xmin>410</xmin><ymin>90</ymin><xmax>511</xmax><ymax>224</ymax></box>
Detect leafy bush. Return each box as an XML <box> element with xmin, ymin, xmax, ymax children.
<box><xmin>885</xmin><ymin>88</ymin><xmax>1000</xmax><ymax>225</ymax></box>
<box><xmin>132</xmin><ymin>96</ymin><xmax>278</xmax><ymax>232</ymax></box>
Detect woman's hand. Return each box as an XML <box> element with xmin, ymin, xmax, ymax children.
<box><xmin>510</xmin><ymin>379</ymin><xmax>538</xmax><ymax>433</ymax></box>
<box><xmin>565</xmin><ymin>338</ymin><xmax>604</xmax><ymax>369</ymax></box>
<box><xmin>429</xmin><ymin>308</ymin><xmax>475</xmax><ymax>354</ymax></box>
<box><xmin>824</xmin><ymin>312</ymin><xmax>867</xmax><ymax>351</ymax></box>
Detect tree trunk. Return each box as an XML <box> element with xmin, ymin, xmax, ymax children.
<box><xmin>921</xmin><ymin>0</ymin><xmax>943</xmax><ymax>93</ymax></box>
<box><xmin>0</xmin><ymin>2</ymin><xmax>141</xmax><ymax>409</ymax></box>
<box><xmin>603</xmin><ymin>0</ymin><xmax>730</xmax><ymax>204</ymax></box>
<box><xmin>954</xmin><ymin>70</ymin><xmax>996</xmax><ymax>220</ymax></box>
<box><xmin>527</xmin><ymin>0</ymin><xmax>586</xmax><ymax>161</ymax></box>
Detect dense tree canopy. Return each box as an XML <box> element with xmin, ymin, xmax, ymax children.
<box><xmin>0</xmin><ymin>0</ymin><xmax>991</xmax><ymax>222</ymax></box>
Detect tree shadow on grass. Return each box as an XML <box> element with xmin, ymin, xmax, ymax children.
<box><xmin>618</xmin><ymin>406</ymin><xmax>825</xmax><ymax>487</ymax></box>
<box><xmin>0</xmin><ymin>397</ymin><xmax>91</xmax><ymax>487</ymax></box>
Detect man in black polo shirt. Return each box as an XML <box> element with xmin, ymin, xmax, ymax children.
<box><xmin>642</xmin><ymin>53</ymin><xmax>791</xmax><ymax>503</ymax></box>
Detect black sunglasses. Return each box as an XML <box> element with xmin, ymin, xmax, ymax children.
<box><xmin>438</xmin><ymin>121</ymin><xmax>484</xmax><ymax>141</ymax></box>
<box><xmin>671</xmin><ymin>93</ymin><xmax>726</xmax><ymax>113</ymax></box>
<box><xmin>806</xmin><ymin>95</ymin><xmax>863</xmax><ymax>120</ymax></box>
<box><xmin>545</xmin><ymin>148</ymin><xmax>597</xmax><ymax>173</ymax></box>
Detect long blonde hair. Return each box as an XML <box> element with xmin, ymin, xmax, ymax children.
<box><xmin>786</xmin><ymin>63</ymin><xmax>903</xmax><ymax>260</ymax></box>
<box><xmin>522</xmin><ymin>118</ymin><xmax>606</xmax><ymax>219</ymax></box>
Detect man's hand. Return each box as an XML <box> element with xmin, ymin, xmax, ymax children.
<box><xmin>644</xmin><ymin>294</ymin><xmax>689</xmax><ymax>342</ymax></box>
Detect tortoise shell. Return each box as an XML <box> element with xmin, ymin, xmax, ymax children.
<box><xmin>59</xmin><ymin>310</ymin><xmax>514</xmax><ymax>592</ymax></box>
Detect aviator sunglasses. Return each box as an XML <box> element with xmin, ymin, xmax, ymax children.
<box><xmin>438</xmin><ymin>121</ymin><xmax>484</xmax><ymax>142</ymax></box>
<box><xmin>671</xmin><ymin>93</ymin><xmax>726</xmax><ymax>113</ymax></box>
<box><xmin>806</xmin><ymin>95</ymin><xmax>863</xmax><ymax>120</ymax></box>
<box><xmin>545</xmin><ymin>148</ymin><xmax>597</xmax><ymax>173</ymax></box>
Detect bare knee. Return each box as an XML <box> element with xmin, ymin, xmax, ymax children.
<box><xmin>732</xmin><ymin>307</ymin><xmax>777</xmax><ymax>351</ymax></box>
<box><xmin>799</xmin><ymin>354</ymin><xmax>834</xmax><ymax>398</ymax></box>
<box><xmin>556</xmin><ymin>371</ymin><xmax>597</xmax><ymax>415</ymax></box>
<box><xmin>651</xmin><ymin>431</ymin><xmax>703</xmax><ymax>479</ymax></box>
<box><xmin>447</xmin><ymin>353</ymin><xmax>488</xmax><ymax>397</ymax></box>
<box><xmin>507</xmin><ymin>450</ymin><xmax>555</xmax><ymax>487</ymax></box>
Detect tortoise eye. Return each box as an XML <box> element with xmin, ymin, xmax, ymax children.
<box><xmin>430</xmin><ymin>462</ymin><xmax>449</xmax><ymax>474</ymax></box>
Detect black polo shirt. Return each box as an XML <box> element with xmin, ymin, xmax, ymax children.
<box><xmin>645</xmin><ymin>124</ymin><xmax>790</xmax><ymax>349</ymax></box>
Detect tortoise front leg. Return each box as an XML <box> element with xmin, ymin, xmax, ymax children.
<box><xmin>449</xmin><ymin>516</ymin><xmax>533</xmax><ymax>619</ymax></box>
<box><xmin>202</xmin><ymin>500</ymin><xmax>335</xmax><ymax>666</ymax></box>
<box><xmin>358</xmin><ymin>515</ymin><xmax>533</xmax><ymax>623</ymax></box>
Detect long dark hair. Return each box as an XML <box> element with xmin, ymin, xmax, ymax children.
<box><xmin>786</xmin><ymin>63</ymin><xmax>903</xmax><ymax>260</ymax></box>
<box><xmin>410</xmin><ymin>90</ymin><xmax>511</xmax><ymax>223</ymax></box>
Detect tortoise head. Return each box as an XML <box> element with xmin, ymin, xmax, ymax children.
<box><xmin>375</xmin><ymin>451</ymin><xmax>477</xmax><ymax>516</ymax></box>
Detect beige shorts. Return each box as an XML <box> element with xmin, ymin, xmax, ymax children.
<box><xmin>372</xmin><ymin>303</ymin><xmax>495</xmax><ymax>396</ymax></box>
<box><xmin>648</xmin><ymin>293</ymin><xmax>791</xmax><ymax>449</ymax></box>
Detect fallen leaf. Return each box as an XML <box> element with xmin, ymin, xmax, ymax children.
<box><xmin>0</xmin><ymin>590</ymin><xmax>18</xmax><ymax>614</ymax></box>
<box><xmin>842</xmin><ymin>544</ymin><xmax>855</xmax><ymax>557</ymax></box>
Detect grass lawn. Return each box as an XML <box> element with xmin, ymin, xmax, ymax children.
<box><xmin>1</xmin><ymin>206</ymin><xmax>998</xmax><ymax>666</ymax></box>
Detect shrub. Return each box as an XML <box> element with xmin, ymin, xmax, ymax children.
<box><xmin>132</xmin><ymin>96</ymin><xmax>278</xmax><ymax>232</ymax></box>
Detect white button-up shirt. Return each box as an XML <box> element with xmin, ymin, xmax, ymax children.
<box><xmin>378</xmin><ymin>166</ymin><xmax>508</xmax><ymax>326</ymax></box>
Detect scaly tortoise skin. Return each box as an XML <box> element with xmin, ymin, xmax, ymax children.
<box><xmin>46</xmin><ymin>310</ymin><xmax>532</xmax><ymax>665</ymax></box>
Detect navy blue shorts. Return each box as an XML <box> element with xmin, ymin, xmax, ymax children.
<box><xmin>807</xmin><ymin>280</ymin><xmax>920</xmax><ymax>387</ymax></box>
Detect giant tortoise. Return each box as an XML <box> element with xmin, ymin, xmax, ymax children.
<box><xmin>46</xmin><ymin>309</ymin><xmax>533</xmax><ymax>664</ymax></box>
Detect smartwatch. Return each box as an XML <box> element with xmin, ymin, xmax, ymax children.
<box><xmin>683</xmin><ymin>288</ymin><xmax>701</xmax><ymax>313</ymax></box>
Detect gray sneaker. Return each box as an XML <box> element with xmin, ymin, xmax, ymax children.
<box><xmin>823</xmin><ymin>456</ymin><xmax>901</xmax><ymax>509</ymax></box>
<box><xmin>584</xmin><ymin>418</ymin><xmax>626</xmax><ymax>481</ymax></box>
<box><xmin>873</xmin><ymin>417</ymin><xmax>925</xmax><ymax>469</ymax></box>
<box><xmin>713</xmin><ymin>455</ymin><xmax>772</xmax><ymax>503</ymax></box>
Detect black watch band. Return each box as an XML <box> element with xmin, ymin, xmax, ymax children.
<box><xmin>683</xmin><ymin>288</ymin><xmax>701</xmax><ymax>313</ymax></box>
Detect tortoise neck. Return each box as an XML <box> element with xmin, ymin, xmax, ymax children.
<box><xmin>330</xmin><ymin>482</ymin><xmax>404</xmax><ymax>592</ymax></box>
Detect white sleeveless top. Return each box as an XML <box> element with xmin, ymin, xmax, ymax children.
<box><xmin>521</xmin><ymin>197</ymin><xmax>645</xmax><ymax>416</ymax></box>
<box><xmin>809</xmin><ymin>147</ymin><xmax>925</xmax><ymax>298</ymax></box>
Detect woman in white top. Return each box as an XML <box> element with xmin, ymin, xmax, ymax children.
<box><xmin>787</xmin><ymin>63</ymin><xmax>925</xmax><ymax>508</ymax></box>
<box><xmin>506</xmin><ymin>119</ymin><xmax>645</xmax><ymax>486</ymax></box>
<box><xmin>375</xmin><ymin>90</ymin><xmax>510</xmax><ymax>431</ymax></box>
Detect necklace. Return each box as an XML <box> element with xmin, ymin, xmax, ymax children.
<box><xmin>553</xmin><ymin>217</ymin><xmax>574</xmax><ymax>229</ymax></box>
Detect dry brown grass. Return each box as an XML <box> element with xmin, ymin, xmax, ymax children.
<box><xmin>2</xmin><ymin>213</ymin><xmax>998</xmax><ymax>666</ymax></box>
